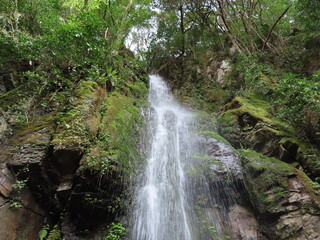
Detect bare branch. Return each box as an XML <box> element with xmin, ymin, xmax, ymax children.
<box><xmin>262</xmin><ymin>5</ymin><xmax>292</xmax><ymax>49</ymax></box>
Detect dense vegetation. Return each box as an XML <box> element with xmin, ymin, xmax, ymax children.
<box><xmin>0</xmin><ymin>0</ymin><xmax>152</xmax><ymax>94</ymax></box>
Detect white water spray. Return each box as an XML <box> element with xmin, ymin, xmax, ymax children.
<box><xmin>131</xmin><ymin>75</ymin><xmax>194</xmax><ymax>240</ymax></box>
<box><xmin>131</xmin><ymin>75</ymin><xmax>241</xmax><ymax>240</ymax></box>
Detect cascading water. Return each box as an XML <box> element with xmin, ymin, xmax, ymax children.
<box><xmin>130</xmin><ymin>75</ymin><xmax>243</xmax><ymax>240</ymax></box>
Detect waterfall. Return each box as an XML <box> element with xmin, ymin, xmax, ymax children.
<box><xmin>130</xmin><ymin>75</ymin><xmax>241</xmax><ymax>240</ymax></box>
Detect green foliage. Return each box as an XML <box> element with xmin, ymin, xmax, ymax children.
<box><xmin>63</xmin><ymin>0</ymin><xmax>105</xmax><ymax>11</ymax></box>
<box><xmin>309</xmin><ymin>180</ymin><xmax>320</xmax><ymax>192</ymax></box>
<box><xmin>39</xmin><ymin>224</ymin><xmax>50</xmax><ymax>240</ymax></box>
<box><xmin>276</xmin><ymin>71</ymin><xmax>320</xmax><ymax>118</ymax></box>
<box><xmin>104</xmin><ymin>222</ymin><xmax>126</xmax><ymax>240</ymax></box>
<box><xmin>106</xmin><ymin>67</ymin><xmax>119</xmax><ymax>87</ymax></box>
<box><xmin>0</xmin><ymin>0</ymin><xmax>152</xmax><ymax>97</ymax></box>
<box><xmin>9</xmin><ymin>198</ymin><xmax>23</xmax><ymax>210</ymax></box>
<box><xmin>198</xmin><ymin>131</ymin><xmax>231</xmax><ymax>146</ymax></box>
<box><xmin>38</xmin><ymin>224</ymin><xmax>62</xmax><ymax>240</ymax></box>
<box><xmin>231</xmin><ymin>55</ymin><xmax>275</xmax><ymax>93</ymax></box>
<box><xmin>46</xmin><ymin>225</ymin><xmax>62</xmax><ymax>240</ymax></box>
<box><xmin>12</xmin><ymin>179</ymin><xmax>27</xmax><ymax>192</ymax></box>
<box><xmin>296</xmin><ymin>0</ymin><xmax>320</xmax><ymax>31</ymax></box>
<box><xmin>274</xmin><ymin>70</ymin><xmax>320</xmax><ymax>142</ymax></box>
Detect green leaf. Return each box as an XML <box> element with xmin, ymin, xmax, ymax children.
<box><xmin>38</xmin><ymin>228</ymin><xmax>48</xmax><ymax>240</ymax></box>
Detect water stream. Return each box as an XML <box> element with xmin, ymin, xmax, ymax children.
<box><xmin>130</xmin><ymin>75</ymin><xmax>241</xmax><ymax>240</ymax></box>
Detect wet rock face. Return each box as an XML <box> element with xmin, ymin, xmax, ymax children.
<box><xmin>195</xmin><ymin>132</ymin><xmax>263</xmax><ymax>239</ymax></box>
<box><xmin>0</xmin><ymin>77</ymin><xmax>146</xmax><ymax>238</ymax></box>
<box><xmin>0</xmin><ymin>164</ymin><xmax>45</xmax><ymax>240</ymax></box>
<box><xmin>0</xmin><ymin>114</ymin><xmax>115</xmax><ymax>236</ymax></box>
<box><xmin>228</xmin><ymin>205</ymin><xmax>259</xmax><ymax>240</ymax></box>
<box><xmin>209</xmin><ymin>94</ymin><xmax>320</xmax><ymax>240</ymax></box>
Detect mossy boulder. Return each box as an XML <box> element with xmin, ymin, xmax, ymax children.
<box><xmin>240</xmin><ymin>149</ymin><xmax>320</xmax><ymax>239</ymax></box>
<box><xmin>217</xmin><ymin>95</ymin><xmax>320</xmax><ymax>182</ymax></box>
<box><xmin>240</xmin><ymin>149</ymin><xmax>293</xmax><ymax>215</ymax></box>
<box><xmin>217</xmin><ymin>94</ymin><xmax>294</xmax><ymax>147</ymax></box>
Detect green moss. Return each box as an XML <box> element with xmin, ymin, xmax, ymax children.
<box><xmin>80</xmin><ymin>83</ymin><xmax>147</xmax><ymax>177</ymax></box>
<box><xmin>99</xmin><ymin>92</ymin><xmax>143</xmax><ymax>176</ymax></box>
<box><xmin>222</xmin><ymin>94</ymin><xmax>294</xmax><ymax>135</ymax></box>
<box><xmin>240</xmin><ymin>149</ymin><xmax>292</xmax><ymax>173</ymax></box>
<box><xmin>75</xmin><ymin>81</ymin><xmax>98</xmax><ymax>97</ymax></box>
<box><xmin>217</xmin><ymin>94</ymin><xmax>320</xmax><ymax>184</ymax></box>
<box><xmin>52</xmin><ymin>82</ymin><xmax>106</xmax><ymax>151</ymax></box>
<box><xmin>198</xmin><ymin>131</ymin><xmax>232</xmax><ymax>146</ymax></box>
<box><xmin>0</xmin><ymin>82</ymin><xmax>37</xmax><ymax>111</ymax></box>
<box><xmin>125</xmin><ymin>81</ymin><xmax>148</xmax><ymax>99</ymax></box>
<box><xmin>5</xmin><ymin>114</ymin><xmax>55</xmax><ymax>146</ymax></box>
<box><xmin>229</xmin><ymin>95</ymin><xmax>271</xmax><ymax>122</ymax></box>
<box><xmin>239</xmin><ymin>149</ymin><xmax>293</xmax><ymax>214</ymax></box>
<box><xmin>217</xmin><ymin>93</ymin><xmax>298</xmax><ymax>151</ymax></box>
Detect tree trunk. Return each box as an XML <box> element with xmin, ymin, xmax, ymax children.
<box><xmin>179</xmin><ymin>5</ymin><xmax>185</xmax><ymax>56</ymax></box>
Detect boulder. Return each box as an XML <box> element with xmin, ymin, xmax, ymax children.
<box><xmin>217</xmin><ymin>95</ymin><xmax>320</xmax><ymax>182</ymax></box>
<box><xmin>240</xmin><ymin>149</ymin><xmax>320</xmax><ymax>239</ymax></box>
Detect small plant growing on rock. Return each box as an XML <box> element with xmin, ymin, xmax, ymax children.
<box><xmin>309</xmin><ymin>181</ymin><xmax>320</xmax><ymax>192</ymax></box>
<box><xmin>104</xmin><ymin>222</ymin><xmax>126</xmax><ymax>240</ymax></box>
<box><xmin>12</xmin><ymin>179</ymin><xmax>27</xmax><ymax>192</ymax></box>
<box><xmin>9</xmin><ymin>198</ymin><xmax>23</xmax><ymax>210</ymax></box>
<box><xmin>39</xmin><ymin>225</ymin><xmax>49</xmax><ymax>240</ymax></box>
<box><xmin>39</xmin><ymin>224</ymin><xmax>62</xmax><ymax>240</ymax></box>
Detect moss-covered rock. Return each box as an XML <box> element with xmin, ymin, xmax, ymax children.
<box><xmin>59</xmin><ymin>77</ymin><xmax>148</xmax><ymax>231</ymax></box>
<box><xmin>218</xmin><ymin>95</ymin><xmax>320</xmax><ymax>182</ymax></box>
<box><xmin>217</xmin><ymin>94</ymin><xmax>294</xmax><ymax>147</ymax></box>
<box><xmin>240</xmin><ymin>149</ymin><xmax>293</xmax><ymax>215</ymax></box>
<box><xmin>0</xmin><ymin>114</ymin><xmax>54</xmax><ymax>166</ymax></box>
<box><xmin>240</xmin><ymin>149</ymin><xmax>320</xmax><ymax>239</ymax></box>
<box><xmin>79</xmin><ymin>87</ymin><xmax>146</xmax><ymax>174</ymax></box>
<box><xmin>52</xmin><ymin>81</ymin><xmax>106</xmax><ymax>152</ymax></box>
